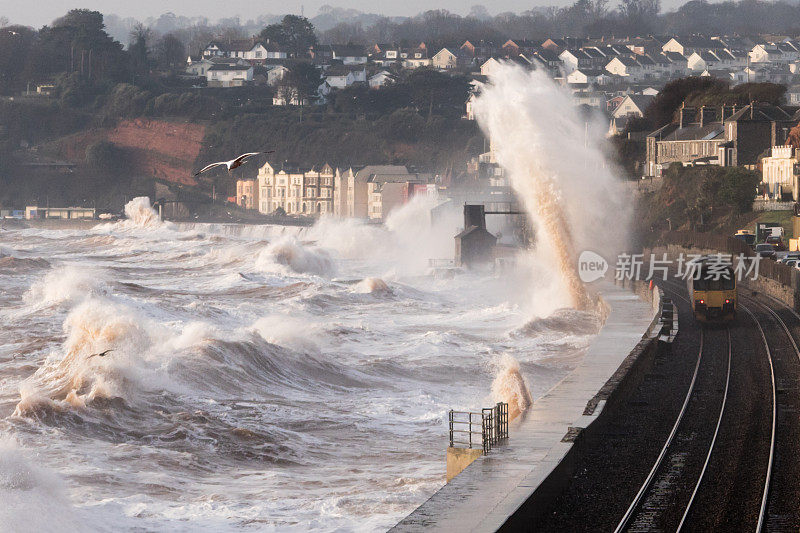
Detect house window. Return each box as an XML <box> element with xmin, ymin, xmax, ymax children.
<box><xmin>255</xmin><ymin>51</ymin><xmax>262</xmax><ymax>58</ymax></box>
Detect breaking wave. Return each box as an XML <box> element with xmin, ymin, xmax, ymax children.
<box><xmin>256</xmin><ymin>237</ymin><xmax>335</xmax><ymax>276</ymax></box>
<box><xmin>23</xmin><ymin>265</ymin><xmax>109</xmax><ymax>307</ymax></box>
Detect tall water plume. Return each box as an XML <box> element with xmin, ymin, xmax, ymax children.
<box><xmin>473</xmin><ymin>64</ymin><xmax>630</xmax><ymax>315</ymax></box>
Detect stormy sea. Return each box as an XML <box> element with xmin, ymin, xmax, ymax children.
<box><xmin>0</xmin><ymin>195</ymin><xmax>602</xmax><ymax>531</ymax></box>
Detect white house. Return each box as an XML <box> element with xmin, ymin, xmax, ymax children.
<box><xmin>186</xmin><ymin>57</ymin><xmax>213</xmax><ymax>77</ymax></box>
<box><xmin>761</xmin><ymin>145</ymin><xmax>798</xmax><ymax>199</ymax></box>
<box><xmin>202</xmin><ymin>41</ymin><xmax>227</xmax><ymax>58</ymax></box>
<box><xmin>266</xmin><ymin>65</ymin><xmax>289</xmax><ymax>86</ymax></box>
<box><xmin>559</xmin><ymin>49</ymin><xmax>593</xmax><ymax>74</ymax></box>
<box><xmin>324</xmin><ymin>67</ymin><xmax>367</xmax><ymax>89</ymax></box>
<box><xmin>604</xmin><ymin>56</ymin><xmax>644</xmax><ymax>81</ymax></box>
<box><xmin>368</xmin><ymin>71</ymin><xmax>395</xmax><ymax>89</ymax></box>
<box><xmin>206</xmin><ymin>64</ymin><xmax>253</xmax><ymax>87</ymax></box>
<box><xmin>687</xmin><ymin>51</ymin><xmax>722</xmax><ymax>73</ymax></box>
<box><xmin>401</xmin><ymin>47</ymin><xmax>431</xmax><ymax>69</ymax></box>
<box><xmin>661</xmin><ymin>36</ymin><xmax>720</xmax><ymax>57</ymax></box>
<box><xmin>331</xmin><ymin>45</ymin><xmax>368</xmax><ymax>65</ymax></box>
<box><xmin>786</xmin><ymin>85</ymin><xmax>800</xmax><ymax>105</ymax></box>
<box><xmin>750</xmin><ymin>44</ymin><xmax>783</xmax><ymax>64</ymax></box>
<box><xmin>370</xmin><ymin>44</ymin><xmax>400</xmax><ymax>66</ymax></box>
<box><xmin>566</xmin><ymin>68</ymin><xmax>608</xmax><ymax>85</ymax></box>
<box><xmin>662</xmin><ymin>51</ymin><xmax>689</xmax><ymax>77</ymax></box>
<box><xmin>432</xmin><ymin>48</ymin><xmax>458</xmax><ymax>70</ymax></box>
<box><xmin>612</xmin><ymin>94</ymin><xmax>654</xmax><ymax>120</ymax></box>
<box><xmin>202</xmin><ymin>39</ymin><xmax>287</xmax><ymax>62</ymax></box>
<box><xmin>480</xmin><ymin>57</ymin><xmax>502</xmax><ymax>77</ymax></box>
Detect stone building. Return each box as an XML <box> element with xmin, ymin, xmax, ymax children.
<box><xmin>645</xmin><ymin>103</ymin><xmax>796</xmax><ymax>177</ymax></box>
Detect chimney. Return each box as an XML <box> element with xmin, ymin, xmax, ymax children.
<box><xmin>464</xmin><ymin>204</ymin><xmax>486</xmax><ymax>230</ymax></box>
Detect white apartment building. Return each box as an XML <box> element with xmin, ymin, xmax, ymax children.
<box><xmin>256</xmin><ymin>162</ymin><xmax>335</xmax><ymax>215</ymax></box>
<box><xmin>761</xmin><ymin>145</ymin><xmax>798</xmax><ymax>200</ymax></box>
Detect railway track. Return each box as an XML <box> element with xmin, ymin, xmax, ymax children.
<box><xmin>611</xmin><ymin>279</ymin><xmax>780</xmax><ymax>532</ymax></box>
<box><xmin>613</xmin><ymin>309</ymin><xmax>730</xmax><ymax>532</ymax></box>
<box><xmin>739</xmin><ymin>294</ymin><xmax>800</xmax><ymax>531</ymax></box>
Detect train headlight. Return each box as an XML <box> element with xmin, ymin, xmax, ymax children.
<box><xmin>697</xmin><ymin>299</ymin><xmax>705</xmax><ymax>305</ymax></box>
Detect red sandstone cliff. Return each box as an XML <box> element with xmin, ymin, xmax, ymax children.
<box><xmin>56</xmin><ymin>119</ymin><xmax>206</xmax><ymax>186</ymax></box>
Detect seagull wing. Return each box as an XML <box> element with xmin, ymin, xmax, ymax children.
<box><xmin>229</xmin><ymin>152</ymin><xmax>263</xmax><ymax>170</ymax></box>
<box><xmin>194</xmin><ymin>161</ymin><xmax>227</xmax><ymax>176</ymax></box>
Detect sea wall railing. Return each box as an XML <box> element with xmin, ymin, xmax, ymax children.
<box><xmin>448</xmin><ymin>402</ymin><xmax>509</xmax><ymax>455</ymax></box>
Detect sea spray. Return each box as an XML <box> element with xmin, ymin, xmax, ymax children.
<box><xmin>473</xmin><ymin>63</ymin><xmax>630</xmax><ymax>314</ymax></box>
<box><xmin>491</xmin><ymin>354</ymin><xmax>533</xmax><ymax>420</ymax></box>
<box><xmin>124</xmin><ymin>196</ymin><xmax>162</xmax><ymax>227</ymax></box>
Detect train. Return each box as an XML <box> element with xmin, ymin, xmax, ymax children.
<box><xmin>686</xmin><ymin>256</ymin><xmax>737</xmax><ymax>322</ymax></box>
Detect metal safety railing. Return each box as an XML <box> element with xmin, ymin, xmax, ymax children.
<box><xmin>448</xmin><ymin>402</ymin><xmax>509</xmax><ymax>455</ymax></box>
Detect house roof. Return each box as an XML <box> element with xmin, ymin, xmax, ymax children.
<box><xmin>726</xmin><ymin>103</ymin><xmax>793</xmax><ymax>122</ymax></box>
<box><xmin>208</xmin><ymin>64</ymin><xmax>252</xmax><ymax>71</ymax></box>
<box><xmin>673</xmin><ymin>36</ymin><xmax>722</xmax><ymax>49</ymax></box>
<box><xmin>664</xmin><ymin>51</ymin><xmax>688</xmax><ymax>63</ymax></box>
<box><xmin>697</xmin><ymin>50</ymin><xmax>720</xmax><ymax>62</ymax></box>
<box><xmin>627</xmin><ymin>94</ymin><xmax>655</xmax><ymax>110</ymax></box>
<box><xmin>355</xmin><ymin>165</ymin><xmax>409</xmax><ymax>182</ymax></box>
<box><xmin>331</xmin><ymin>45</ymin><xmax>367</xmax><ymax>57</ymax></box>
<box><xmin>614</xmin><ymin>56</ymin><xmax>641</xmax><ymax>67</ymax></box>
<box><xmin>455</xmin><ymin>225</ymin><xmax>497</xmax><ymax>240</ymax></box>
<box><xmin>324</xmin><ymin>65</ymin><xmax>365</xmax><ymax>76</ymax></box>
<box><xmin>535</xmin><ymin>49</ymin><xmax>561</xmax><ymax>62</ymax></box>
<box><xmin>657</xmin><ymin>122</ymin><xmax>725</xmax><ymax>142</ymax></box>
<box><xmin>573</xmin><ymin>68</ymin><xmax>605</xmax><ymax>77</ymax></box>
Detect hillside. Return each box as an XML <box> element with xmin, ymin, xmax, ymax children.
<box><xmin>53</xmin><ymin>119</ymin><xmax>206</xmax><ymax>186</ymax></box>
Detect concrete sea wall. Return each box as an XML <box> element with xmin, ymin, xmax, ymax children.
<box><xmin>392</xmin><ymin>281</ymin><xmax>660</xmax><ymax>532</ymax></box>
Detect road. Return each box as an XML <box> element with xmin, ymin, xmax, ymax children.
<box><xmin>502</xmin><ymin>276</ymin><xmax>800</xmax><ymax>532</ymax></box>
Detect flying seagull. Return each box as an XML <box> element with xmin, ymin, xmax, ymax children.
<box><xmin>194</xmin><ymin>151</ymin><xmax>274</xmax><ymax>176</ymax></box>
<box><xmin>88</xmin><ymin>349</ymin><xmax>113</xmax><ymax>358</ymax></box>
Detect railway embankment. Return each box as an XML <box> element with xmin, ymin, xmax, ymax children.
<box><xmin>392</xmin><ymin>281</ymin><xmax>660</xmax><ymax>532</ymax></box>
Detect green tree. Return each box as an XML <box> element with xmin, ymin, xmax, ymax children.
<box><xmin>86</xmin><ymin>140</ymin><xmax>126</xmax><ymax>172</ymax></box>
<box><xmin>258</xmin><ymin>15</ymin><xmax>317</xmax><ymax>58</ymax></box>
<box><xmin>280</xmin><ymin>62</ymin><xmax>322</xmax><ymax>104</ymax></box>
<box><xmin>155</xmin><ymin>33</ymin><xmax>185</xmax><ymax>70</ymax></box>
<box><xmin>717</xmin><ymin>167</ymin><xmax>760</xmax><ymax>214</ymax></box>
<box><xmin>128</xmin><ymin>23</ymin><xmax>152</xmax><ymax>79</ymax></box>
<box><xmin>28</xmin><ymin>9</ymin><xmax>127</xmax><ymax>84</ymax></box>
<box><xmin>0</xmin><ymin>26</ymin><xmax>37</xmax><ymax>94</ymax></box>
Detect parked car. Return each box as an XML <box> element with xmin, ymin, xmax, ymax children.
<box><xmin>778</xmin><ymin>253</ymin><xmax>800</xmax><ymax>264</ymax></box>
<box><xmin>756</xmin><ymin>243</ymin><xmax>777</xmax><ymax>259</ymax></box>
<box><xmin>765</xmin><ymin>235</ymin><xmax>787</xmax><ymax>251</ymax></box>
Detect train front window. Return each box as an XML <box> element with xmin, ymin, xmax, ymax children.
<box><xmin>693</xmin><ymin>271</ymin><xmax>734</xmax><ymax>290</ymax></box>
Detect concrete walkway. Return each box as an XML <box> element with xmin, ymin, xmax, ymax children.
<box><xmin>391</xmin><ymin>282</ymin><xmax>657</xmax><ymax>532</ymax></box>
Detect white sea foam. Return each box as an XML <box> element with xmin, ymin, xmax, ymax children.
<box><xmin>0</xmin><ymin>437</ymin><xmax>87</xmax><ymax>532</ymax></box>
<box><xmin>23</xmin><ymin>265</ymin><xmax>109</xmax><ymax>307</ymax></box>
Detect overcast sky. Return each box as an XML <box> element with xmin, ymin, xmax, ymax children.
<box><xmin>4</xmin><ymin>0</ymin><xmax>632</xmax><ymax>28</ymax></box>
